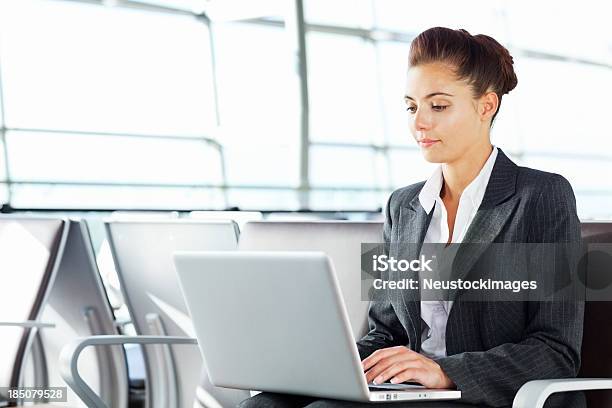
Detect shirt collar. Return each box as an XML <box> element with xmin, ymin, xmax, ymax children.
<box><xmin>418</xmin><ymin>166</ymin><xmax>443</xmax><ymax>214</ymax></box>
<box><xmin>418</xmin><ymin>146</ymin><xmax>498</xmax><ymax>214</ymax></box>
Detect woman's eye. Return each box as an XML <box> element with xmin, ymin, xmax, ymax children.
<box><xmin>432</xmin><ymin>105</ymin><xmax>448</xmax><ymax>112</ymax></box>
<box><xmin>406</xmin><ymin>106</ymin><xmax>417</xmax><ymax>114</ymax></box>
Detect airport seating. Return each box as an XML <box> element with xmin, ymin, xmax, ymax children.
<box><xmin>0</xmin><ymin>216</ymin><xmax>68</xmax><ymax>406</ymax></box>
<box><xmin>189</xmin><ymin>211</ymin><xmax>263</xmax><ymax>231</ymax></box>
<box><xmin>38</xmin><ymin>219</ymin><xmax>129</xmax><ymax>408</ymax></box>
<box><xmin>513</xmin><ymin>221</ymin><xmax>612</xmax><ymax>407</ymax></box>
<box><xmin>59</xmin><ymin>218</ymin><xmax>612</xmax><ymax>408</ymax></box>
<box><xmin>101</xmin><ymin>219</ymin><xmax>249</xmax><ymax>408</ymax></box>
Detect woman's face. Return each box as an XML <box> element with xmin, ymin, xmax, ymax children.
<box><xmin>404</xmin><ymin>62</ymin><xmax>493</xmax><ymax>164</ymax></box>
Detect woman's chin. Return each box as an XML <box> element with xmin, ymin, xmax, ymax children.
<box><xmin>420</xmin><ymin>149</ymin><xmax>446</xmax><ymax>163</ymax></box>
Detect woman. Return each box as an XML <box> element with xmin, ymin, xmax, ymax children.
<box><xmin>239</xmin><ymin>27</ymin><xmax>584</xmax><ymax>408</ymax></box>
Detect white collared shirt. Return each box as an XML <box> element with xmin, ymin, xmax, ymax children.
<box><xmin>418</xmin><ymin>146</ymin><xmax>498</xmax><ymax>359</ymax></box>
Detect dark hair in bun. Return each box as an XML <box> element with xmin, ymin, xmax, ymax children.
<box><xmin>408</xmin><ymin>27</ymin><xmax>518</xmax><ymax>125</ymax></box>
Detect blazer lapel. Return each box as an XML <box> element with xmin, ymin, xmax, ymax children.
<box><xmin>395</xmin><ymin>193</ymin><xmax>434</xmax><ymax>351</ymax></box>
<box><xmin>398</xmin><ymin>193</ymin><xmax>432</xmax><ymax>247</ymax></box>
<box><xmin>393</xmin><ymin>149</ymin><xmax>519</xmax><ymax>350</ymax></box>
<box><xmin>447</xmin><ymin>149</ymin><xmax>519</xmax><ymax>302</ymax></box>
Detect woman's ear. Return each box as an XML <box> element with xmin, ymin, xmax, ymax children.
<box><xmin>479</xmin><ymin>91</ymin><xmax>499</xmax><ymax>123</ymax></box>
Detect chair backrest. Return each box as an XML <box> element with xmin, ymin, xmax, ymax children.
<box><xmin>105</xmin><ymin>219</ymin><xmax>249</xmax><ymax>408</ymax></box>
<box><xmin>189</xmin><ymin>211</ymin><xmax>263</xmax><ymax>231</ymax></box>
<box><xmin>579</xmin><ymin>221</ymin><xmax>612</xmax><ymax>407</ymax></box>
<box><xmin>0</xmin><ymin>216</ymin><xmax>68</xmax><ymax>393</ymax></box>
<box><xmin>39</xmin><ymin>219</ymin><xmax>129</xmax><ymax>408</ymax></box>
<box><xmin>238</xmin><ymin>221</ymin><xmax>384</xmax><ymax>339</ymax></box>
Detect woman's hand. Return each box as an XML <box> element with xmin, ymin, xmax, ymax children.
<box><xmin>362</xmin><ymin>346</ymin><xmax>455</xmax><ymax>389</ymax></box>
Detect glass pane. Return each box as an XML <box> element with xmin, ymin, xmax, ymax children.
<box><xmin>575</xmin><ymin>193</ymin><xmax>612</xmax><ymax>221</ymax></box>
<box><xmin>134</xmin><ymin>0</ymin><xmax>286</xmax><ymax>19</ymax></box>
<box><xmin>521</xmin><ymin>155</ymin><xmax>612</xmax><ymax>195</ymax></box>
<box><xmin>212</xmin><ymin>22</ymin><xmax>299</xmax><ymax>146</ymax></box>
<box><xmin>10</xmin><ymin>184</ymin><xmax>225</xmax><ymax>210</ymax></box>
<box><xmin>304</xmin><ymin>0</ymin><xmax>373</xmax><ymax>28</ymax></box>
<box><xmin>504</xmin><ymin>0</ymin><xmax>611</xmax><ymax>64</ymax></box>
<box><xmin>307</xmin><ymin>32</ymin><xmax>383</xmax><ymax>144</ymax></box>
<box><xmin>489</xmin><ymin>94</ymin><xmax>522</xmax><ymax>154</ymax></box>
<box><xmin>513</xmin><ymin>58</ymin><xmax>612</xmax><ymax>155</ymax></box>
<box><xmin>129</xmin><ymin>0</ymin><xmax>208</xmax><ymax>13</ymax></box>
<box><xmin>6</xmin><ymin>131</ymin><xmax>223</xmax><ymax>185</ymax></box>
<box><xmin>226</xmin><ymin>188</ymin><xmax>299</xmax><ymax>211</ymax></box>
<box><xmin>377</xmin><ymin>41</ymin><xmax>411</xmax><ymax>146</ymax></box>
<box><xmin>223</xmin><ymin>144</ymin><xmax>299</xmax><ymax>187</ymax></box>
<box><xmin>309</xmin><ymin>189</ymin><xmax>386</xmax><ymax>211</ymax></box>
<box><xmin>212</xmin><ymin>22</ymin><xmax>300</xmax><ymax>188</ymax></box>
<box><xmin>373</xmin><ymin>0</ymin><xmax>506</xmax><ymax>40</ymax></box>
<box><xmin>388</xmin><ymin>148</ymin><xmax>437</xmax><ymax>188</ymax></box>
<box><xmin>310</xmin><ymin>145</ymin><xmax>387</xmax><ymax>188</ymax></box>
<box><xmin>0</xmin><ymin>0</ymin><xmax>215</xmax><ymax>136</ymax></box>
<box><xmin>520</xmin><ymin>154</ymin><xmax>612</xmax><ymax>220</ymax></box>
<box><xmin>0</xmin><ymin>136</ymin><xmax>6</xmax><ymax>181</ymax></box>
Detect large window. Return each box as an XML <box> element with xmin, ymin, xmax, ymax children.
<box><xmin>302</xmin><ymin>0</ymin><xmax>612</xmax><ymax>218</ymax></box>
<box><xmin>307</xmin><ymin>32</ymin><xmax>382</xmax><ymax>144</ymax></box>
<box><xmin>0</xmin><ymin>0</ymin><xmax>610</xmax><ymax>218</ymax></box>
<box><xmin>0</xmin><ymin>0</ymin><xmax>223</xmax><ymax>209</ymax></box>
<box><xmin>0</xmin><ymin>1</ymin><xmax>216</xmax><ymax>136</ymax></box>
<box><xmin>211</xmin><ymin>21</ymin><xmax>301</xmax><ymax>209</ymax></box>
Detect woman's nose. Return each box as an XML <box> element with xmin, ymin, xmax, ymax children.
<box><xmin>414</xmin><ymin>109</ymin><xmax>432</xmax><ymax>131</ymax></box>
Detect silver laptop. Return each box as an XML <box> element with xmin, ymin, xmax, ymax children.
<box><xmin>173</xmin><ymin>251</ymin><xmax>461</xmax><ymax>403</ymax></box>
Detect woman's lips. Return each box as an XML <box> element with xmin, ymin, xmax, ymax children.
<box><xmin>418</xmin><ymin>139</ymin><xmax>440</xmax><ymax>148</ymax></box>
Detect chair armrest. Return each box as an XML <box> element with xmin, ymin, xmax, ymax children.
<box><xmin>513</xmin><ymin>378</ymin><xmax>612</xmax><ymax>408</ymax></box>
<box><xmin>60</xmin><ymin>335</ymin><xmax>197</xmax><ymax>408</ymax></box>
<box><xmin>0</xmin><ymin>321</ymin><xmax>55</xmax><ymax>328</ymax></box>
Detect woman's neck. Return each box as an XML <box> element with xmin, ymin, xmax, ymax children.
<box><xmin>441</xmin><ymin>143</ymin><xmax>493</xmax><ymax>201</ymax></box>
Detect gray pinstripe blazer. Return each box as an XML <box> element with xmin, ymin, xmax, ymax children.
<box><xmin>356</xmin><ymin>149</ymin><xmax>586</xmax><ymax>407</ymax></box>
